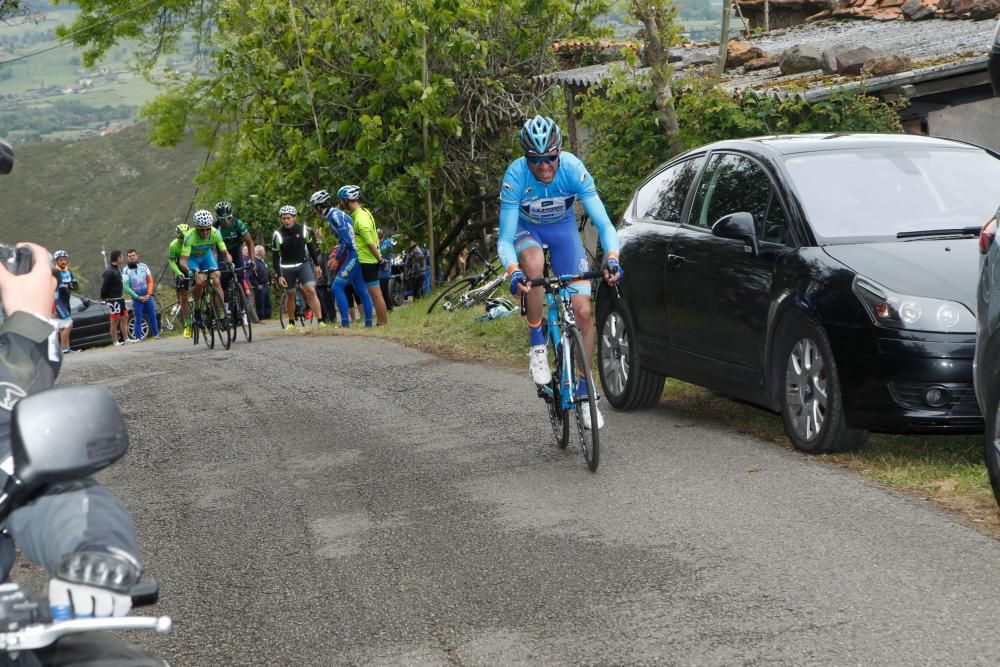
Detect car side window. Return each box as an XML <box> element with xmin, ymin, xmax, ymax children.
<box><xmin>633</xmin><ymin>156</ymin><xmax>704</xmax><ymax>223</ymax></box>
<box><xmin>689</xmin><ymin>154</ymin><xmax>777</xmax><ymax>236</ymax></box>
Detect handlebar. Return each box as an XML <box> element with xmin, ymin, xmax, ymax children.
<box><xmin>0</xmin><ymin>616</ymin><xmax>171</xmax><ymax>651</ymax></box>
<box><xmin>527</xmin><ymin>271</ymin><xmax>605</xmax><ymax>289</ymax></box>
<box><xmin>0</xmin><ymin>579</ymin><xmax>168</xmax><ymax>652</ymax></box>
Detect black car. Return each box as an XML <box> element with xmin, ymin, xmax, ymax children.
<box><xmin>595</xmin><ymin>134</ymin><xmax>1000</xmax><ymax>454</ymax></box>
<box><xmin>974</xmin><ymin>205</ymin><xmax>1000</xmax><ymax>505</ymax></box>
<box><xmin>990</xmin><ymin>19</ymin><xmax>1000</xmax><ymax>96</ymax></box>
<box><xmin>68</xmin><ymin>295</ymin><xmax>151</xmax><ymax>349</ymax></box>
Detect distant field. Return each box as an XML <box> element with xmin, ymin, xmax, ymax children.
<box><xmin>0</xmin><ymin>8</ymin><xmax>174</xmax><ymax>141</ymax></box>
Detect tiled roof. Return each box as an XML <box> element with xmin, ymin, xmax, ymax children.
<box><xmin>537</xmin><ymin>17</ymin><xmax>996</xmax><ymax>100</ymax></box>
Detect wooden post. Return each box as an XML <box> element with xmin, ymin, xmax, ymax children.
<box><xmin>764</xmin><ymin>0</ymin><xmax>770</xmax><ymax>32</ymax></box>
<box><xmin>423</xmin><ymin>31</ymin><xmax>435</xmax><ymax>289</ymax></box>
<box><xmin>716</xmin><ymin>0</ymin><xmax>732</xmax><ymax>80</ymax></box>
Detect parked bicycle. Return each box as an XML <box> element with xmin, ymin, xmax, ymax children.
<box><xmin>191</xmin><ymin>270</ymin><xmax>230</xmax><ymax>350</ymax></box>
<box><xmin>526</xmin><ymin>269</ymin><xmax>605</xmax><ymax>472</ymax></box>
<box><xmin>426</xmin><ymin>248</ymin><xmax>506</xmax><ymax>314</ymax></box>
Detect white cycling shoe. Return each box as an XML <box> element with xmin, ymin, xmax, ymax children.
<box><xmin>528</xmin><ymin>345</ymin><xmax>552</xmax><ymax>385</ymax></box>
<box><xmin>580</xmin><ymin>404</ymin><xmax>605</xmax><ymax>430</ymax></box>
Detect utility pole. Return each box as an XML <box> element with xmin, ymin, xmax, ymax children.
<box><xmin>422</xmin><ymin>30</ymin><xmax>435</xmax><ymax>289</ymax></box>
<box><xmin>765</xmin><ymin>0</ymin><xmax>770</xmax><ymax>32</ymax></box>
<box><xmin>716</xmin><ymin>0</ymin><xmax>733</xmax><ymax>80</ymax></box>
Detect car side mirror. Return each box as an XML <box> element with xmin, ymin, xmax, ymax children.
<box><xmin>5</xmin><ymin>386</ymin><xmax>128</xmax><ymax>511</ymax></box>
<box><xmin>712</xmin><ymin>212</ymin><xmax>759</xmax><ymax>256</ymax></box>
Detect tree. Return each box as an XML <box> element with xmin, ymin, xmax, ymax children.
<box><xmin>631</xmin><ymin>0</ymin><xmax>684</xmax><ymax>156</ymax></box>
<box><xmin>57</xmin><ymin>0</ymin><xmax>612</xmax><ymax>269</ymax></box>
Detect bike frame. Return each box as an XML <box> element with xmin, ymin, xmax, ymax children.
<box><xmin>542</xmin><ymin>278</ymin><xmax>583</xmax><ymax>413</ymax></box>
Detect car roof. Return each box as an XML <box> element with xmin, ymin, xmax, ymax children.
<box><xmin>688</xmin><ymin>133</ymin><xmax>983</xmax><ymax>157</ymax></box>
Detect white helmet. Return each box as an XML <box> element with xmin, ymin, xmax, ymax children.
<box><xmin>309</xmin><ymin>190</ymin><xmax>331</xmax><ymax>207</ymax></box>
<box><xmin>279</xmin><ymin>205</ymin><xmax>298</xmax><ymax>217</ymax></box>
<box><xmin>53</xmin><ymin>250</ymin><xmax>69</xmax><ymax>260</ymax></box>
<box><xmin>192</xmin><ymin>209</ymin><xmax>215</xmax><ymax>228</ymax></box>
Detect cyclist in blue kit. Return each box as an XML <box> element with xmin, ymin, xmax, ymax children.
<box><xmin>498</xmin><ymin>115</ymin><xmax>623</xmax><ymax>430</ymax></box>
<box><xmin>310</xmin><ymin>189</ymin><xmax>374</xmax><ymax>327</ymax></box>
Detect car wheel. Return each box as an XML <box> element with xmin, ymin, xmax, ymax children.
<box><xmin>776</xmin><ymin>312</ymin><xmax>867</xmax><ymax>454</ymax></box>
<box><xmin>597</xmin><ymin>297</ymin><xmax>664</xmax><ymax>410</ymax></box>
<box><xmin>984</xmin><ymin>388</ymin><xmax>1000</xmax><ymax>508</ymax></box>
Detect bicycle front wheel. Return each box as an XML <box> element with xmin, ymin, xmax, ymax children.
<box><xmin>548</xmin><ymin>331</ymin><xmax>570</xmax><ymax>449</ymax></box>
<box><xmin>427</xmin><ymin>278</ymin><xmax>475</xmax><ymax>314</ymax></box>
<box><xmin>236</xmin><ymin>289</ymin><xmax>252</xmax><ymax>342</ymax></box>
<box><xmin>214</xmin><ymin>297</ymin><xmax>232</xmax><ymax>350</ymax></box>
<box><xmin>567</xmin><ymin>326</ymin><xmax>600</xmax><ymax>472</ymax></box>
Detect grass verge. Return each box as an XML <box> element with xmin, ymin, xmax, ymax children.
<box><xmin>301</xmin><ymin>292</ymin><xmax>1000</xmax><ymax>538</ymax></box>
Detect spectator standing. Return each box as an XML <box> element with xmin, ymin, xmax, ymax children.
<box><xmin>122</xmin><ymin>248</ymin><xmax>160</xmax><ymax>341</ymax></box>
<box><xmin>337</xmin><ymin>185</ymin><xmax>389</xmax><ymax>325</ymax></box>
<box><xmin>403</xmin><ymin>239</ymin><xmax>427</xmax><ymax>301</ymax></box>
<box><xmin>52</xmin><ymin>250</ymin><xmax>77</xmax><ymax>354</ymax></box>
<box><xmin>100</xmin><ymin>250</ymin><xmax>130</xmax><ymax>346</ymax></box>
<box><xmin>378</xmin><ymin>229</ymin><xmax>395</xmax><ymax>312</ymax></box>
<box><xmin>250</xmin><ymin>245</ymin><xmax>272</xmax><ymax>320</ymax></box>
<box><xmin>315</xmin><ymin>254</ymin><xmax>336</xmax><ymax>323</ymax></box>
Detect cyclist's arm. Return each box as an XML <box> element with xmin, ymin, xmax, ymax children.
<box><xmin>580</xmin><ymin>195</ymin><xmax>620</xmax><ymax>261</ymax></box>
<box><xmin>214</xmin><ymin>231</ymin><xmax>231</xmax><ymax>263</ymax></box>
<box><xmin>168</xmin><ymin>254</ymin><xmax>185</xmax><ymax>278</ymax></box>
<box><xmin>271</xmin><ymin>231</ymin><xmax>282</xmax><ymax>275</ymax></box>
<box><xmin>122</xmin><ymin>277</ymin><xmax>138</xmax><ymax>300</ymax></box>
<box><xmin>99</xmin><ymin>271</ymin><xmax>114</xmax><ymax>301</ymax></box>
<box><xmin>497</xmin><ymin>205</ymin><xmax>520</xmax><ymax>276</ymax></box>
<box><xmin>144</xmin><ymin>268</ymin><xmax>154</xmax><ymax>294</ymax></box>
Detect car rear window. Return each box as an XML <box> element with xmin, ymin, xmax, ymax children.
<box><xmin>782</xmin><ymin>147</ymin><xmax>1000</xmax><ymax>242</ymax></box>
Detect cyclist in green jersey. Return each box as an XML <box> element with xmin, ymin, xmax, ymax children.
<box><xmin>214</xmin><ymin>201</ymin><xmax>259</xmax><ymax>323</ymax></box>
<box><xmin>179</xmin><ymin>209</ymin><xmax>232</xmax><ymax>327</ymax></box>
<box><xmin>167</xmin><ymin>223</ymin><xmax>194</xmax><ymax>338</ymax></box>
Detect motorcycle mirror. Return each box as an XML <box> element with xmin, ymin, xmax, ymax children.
<box><xmin>0</xmin><ymin>139</ymin><xmax>12</xmax><ymax>175</ymax></box>
<box><xmin>9</xmin><ymin>386</ymin><xmax>129</xmax><ymax>497</ymax></box>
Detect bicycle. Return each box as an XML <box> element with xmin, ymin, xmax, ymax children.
<box><xmin>273</xmin><ymin>277</ymin><xmax>313</xmax><ymax>329</ymax></box>
<box><xmin>526</xmin><ymin>269</ymin><xmax>605</xmax><ymax>472</ymax></box>
<box><xmin>191</xmin><ymin>271</ymin><xmax>230</xmax><ymax>350</ymax></box>
<box><xmin>221</xmin><ymin>264</ymin><xmax>253</xmax><ymax>343</ymax></box>
<box><xmin>427</xmin><ymin>248</ymin><xmax>506</xmax><ymax>314</ymax></box>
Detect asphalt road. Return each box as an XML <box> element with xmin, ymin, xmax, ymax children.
<box><xmin>41</xmin><ymin>322</ymin><xmax>1000</xmax><ymax>665</ymax></box>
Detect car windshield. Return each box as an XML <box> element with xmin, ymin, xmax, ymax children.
<box><xmin>782</xmin><ymin>147</ymin><xmax>1000</xmax><ymax>242</ymax></box>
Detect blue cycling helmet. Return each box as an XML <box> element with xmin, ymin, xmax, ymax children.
<box><xmin>519</xmin><ymin>115</ymin><xmax>562</xmax><ymax>155</ymax></box>
<box><xmin>337</xmin><ymin>185</ymin><xmax>361</xmax><ymax>201</ymax></box>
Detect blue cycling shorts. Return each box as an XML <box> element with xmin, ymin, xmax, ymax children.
<box><xmin>513</xmin><ymin>220</ymin><xmax>592</xmax><ymax>296</ymax></box>
<box><xmin>186</xmin><ymin>253</ymin><xmax>219</xmax><ymax>274</ymax></box>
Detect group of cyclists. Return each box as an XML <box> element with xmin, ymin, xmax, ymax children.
<box><xmin>165</xmin><ymin>184</ymin><xmax>391</xmax><ymax>338</ymax></box>
<box><xmin>159</xmin><ymin>115</ymin><xmax>621</xmax><ymax>429</ymax></box>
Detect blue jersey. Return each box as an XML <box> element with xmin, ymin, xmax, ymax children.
<box><xmin>497</xmin><ymin>151</ymin><xmax>619</xmax><ymax>273</ymax></box>
<box><xmin>325</xmin><ymin>208</ymin><xmax>358</xmax><ymax>261</ymax></box>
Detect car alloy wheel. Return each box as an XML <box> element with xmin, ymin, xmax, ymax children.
<box><xmin>785</xmin><ymin>337</ymin><xmax>827</xmax><ymax>442</ymax></box>
<box><xmin>599</xmin><ymin>310</ymin><xmax>630</xmax><ymax>399</ymax></box>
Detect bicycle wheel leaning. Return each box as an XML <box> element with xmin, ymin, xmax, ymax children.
<box><xmin>567</xmin><ymin>326</ymin><xmax>600</xmax><ymax>472</ymax></box>
<box><xmin>159</xmin><ymin>301</ymin><xmax>179</xmax><ymax>332</ymax></box>
<box><xmin>426</xmin><ymin>277</ymin><xmax>475</xmax><ymax>314</ymax></box>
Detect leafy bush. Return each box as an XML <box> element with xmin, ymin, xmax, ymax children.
<box><xmin>578</xmin><ymin>70</ymin><xmax>904</xmax><ymax>220</ymax></box>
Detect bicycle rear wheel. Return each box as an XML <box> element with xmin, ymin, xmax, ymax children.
<box><xmin>427</xmin><ymin>277</ymin><xmax>475</xmax><ymax>314</ymax></box>
<box><xmin>567</xmin><ymin>326</ymin><xmax>600</xmax><ymax>472</ymax></box>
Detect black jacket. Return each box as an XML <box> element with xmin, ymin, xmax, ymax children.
<box><xmin>99</xmin><ymin>265</ymin><xmax>124</xmax><ymax>301</ymax></box>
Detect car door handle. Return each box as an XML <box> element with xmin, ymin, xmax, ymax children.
<box><xmin>667</xmin><ymin>253</ymin><xmax>685</xmax><ymax>268</ymax></box>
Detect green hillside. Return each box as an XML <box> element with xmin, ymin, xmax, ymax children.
<box><xmin>0</xmin><ymin>124</ymin><xmax>207</xmax><ymax>292</ymax></box>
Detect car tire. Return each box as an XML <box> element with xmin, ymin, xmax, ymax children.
<box><xmin>984</xmin><ymin>387</ymin><xmax>1000</xmax><ymax>507</ymax></box>
<box><xmin>597</xmin><ymin>297</ymin><xmax>665</xmax><ymax>410</ymax></box>
<box><xmin>776</xmin><ymin>312</ymin><xmax>867</xmax><ymax>454</ymax></box>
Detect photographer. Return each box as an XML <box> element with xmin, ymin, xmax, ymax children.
<box><xmin>0</xmin><ymin>145</ymin><xmax>162</xmax><ymax>666</ymax></box>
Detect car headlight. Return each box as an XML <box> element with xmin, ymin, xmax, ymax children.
<box><xmin>852</xmin><ymin>276</ymin><xmax>975</xmax><ymax>333</ymax></box>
